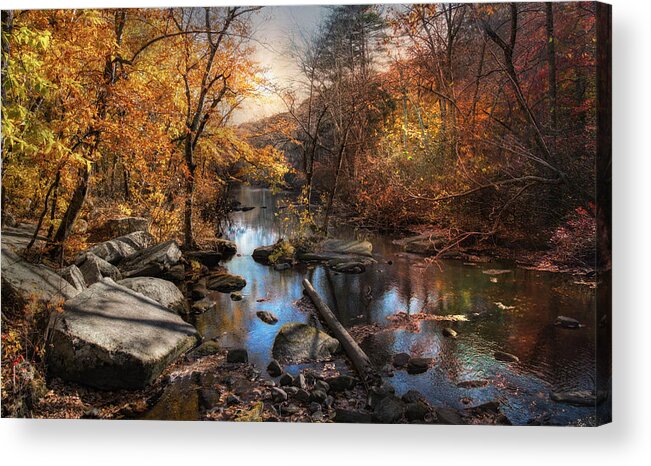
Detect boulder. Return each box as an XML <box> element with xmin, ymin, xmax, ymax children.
<box><xmin>279</xmin><ymin>373</ymin><xmax>294</xmax><ymax>387</ymax></box>
<box><xmin>213</xmin><ymin>239</ymin><xmax>237</xmax><ymax>258</ymax></box>
<box><xmin>436</xmin><ymin>407</ymin><xmax>464</xmax><ymax>425</ymax></box>
<box><xmin>252</xmin><ymin>239</ymin><xmax>294</xmax><ymax>266</ymax></box>
<box><xmin>272</xmin><ymin>323</ymin><xmax>340</xmax><ymax>363</ymax></box>
<box><xmin>78</xmin><ymin>231</ymin><xmax>155</xmax><ymax>265</ymax></box>
<box><xmin>184</xmin><ymin>251</ymin><xmax>224</xmax><ymax>268</ymax></box>
<box><xmin>554</xmin><ymin>316</ymin><xmax>581</xmax><ymax>328</ymax></box>
<box><xmin>320</xmin><ymin>239</ymin><xmax>373</xmax><ymax>257</ymax></box>
<box><xmin>401</xmin><ymin>389</ymin><xmax>429</xmax><ymax>405</ymax></box>
<box><xmin>118</xmin><ymin>240</ymin><xmax>182</xmax><ymax>278</ymax></box>
<box><xmin>326</xmin><ymin>375</ymin><xmax>357</xmax><ymax>392</ymax></box>
<box><xmin>1</xmin><ymin>224</ymin><xmax>47</xmax><ymax>250</ymax></box>
<box><xmin>105</xmin><ymin>217</ymin><xmax>149</xmax><ymax>237</ymax></box>
<box><xmin>256</xmin><ymin>310</ymin><xmax>278</xmax><ymax>325</ymax></box>
<box><xmin>373</xmin><ymin>395</ymin><xmax>405</xmax><ymax>423</ymax></box>
<box><xmin>226</xmin><ymin>348</ymin><xmax>248</xmax><ymax>363</ymax></box>
<box><xmin>205</xmin><ymin>272</ymin><xmax>246</xmax><ymax>292</ymax></box>
<box><xmin>405</xmin><ymin>402</ymin><xmax>430</xmax><ymax>422</ymax></box>
<box><xmin>335</xmin><ymin>409</ymin><xmax>373</xmax><ymax>424</ymax></box>
<box><xmin>392</xmin><ymin>352</ymin><xmax>411</xmax><ymax>368</ymax></box>
<box><xmin>456</xmin><ymin>380</ymin><xmax>489</xmax><ymax>389</ymax></box>
<box><xmin>118</xmin><ymin>277</ymin><xmax>187</xmax><ymax>314</ymax></box>
<box><xmin>271</xmin><ymin>387</ymin><xmax>288</xmax><ymax>402</ymax></box>
<box><xmin>230</xmin><ymin>292</ymin><xmax>243</xmax><ymax>301</ymax></box>
<box><xmin>494</xmin><ymin>350</ymin><xmax>520</xmax><ymax>363</ymax></box>
<box><xmin>550</xmin><ymin>390</ymin><xmax>607</xmax><ymax>406</ymax></box>
<box><xmin>267</xmin><ymin>359</ymin><xmax>282</xmax><ymax>377</ymax></box>
<box><xmin>161</xmin><ymin>264</ymin><xmax>185</xmax><ymax>283</ymax></box>
<box><xmin>309</xmin><ymin>389</ymin><xmax>327</xmax><ymax>403</ymax></box>
<box><xmin>406</xmin><ymin>357</ymin><xmax>433</xmax><ymax>374</ymax></box>
<box><xmin>328</xmin><ymin>260</ymin><xmax>366</xmax><ymax>274</ymax></box>
<box><xmin>252</xmin><ymin>244</ymin><xmax>275</xmax><ymax>265</ymax></box>
<box><xmin>394</xmin><ymin>232</ymin><xmax>447</xmax><ymax>255</ymax></box>
<box><xmin>58</xmin><ymin>264</ymin><xmax>87</xmax><ymax>292</ymax></box>
<box><xmin>2</xmin><ymin>212</ymin><xmax>18</xmax><ymax>228</ymax></box>
<box><xmin>1</xmin><ymin>247</ymin><xmax>79</xmax><ymax>308</ymax></box>
<box><xmin>46</xmin><ymin>279</ymin><xmax>198</xmax><ymax>389</ymax></box>
<box><xmin>77</xmin><ymin>253</ymin><xmax>122</xmax><ymax>285</ymax></box>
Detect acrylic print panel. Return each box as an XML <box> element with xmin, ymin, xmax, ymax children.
<box><xmin>0</xmin><ymin>2</ymin><xmax>611</xmax><ymax>426</ymax></box>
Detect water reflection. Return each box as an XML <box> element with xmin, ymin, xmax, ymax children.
<box><xmin>191</xmin><ymin>185</ymin><xmax>604</xmax><ymax>425</ymax></box>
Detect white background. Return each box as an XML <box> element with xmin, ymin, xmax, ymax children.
<box><xmin>1</xmin><ymin>0</ymin><xmax>649</xmax><ymax>464</ymax></box>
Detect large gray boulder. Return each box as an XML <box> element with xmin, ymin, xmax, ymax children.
<box><xmin>118</xmin><ymin>277</ymin><xmax>187</xmax><ymax>314</ymax></box>
<box><xmin>77</xmin><ymin>252</ymin><xmax>122</xmax><ymax>285</ymax></box>
<box><xmin>118</xmin><ymin>240</ymin><xmax>182</xmax><ymax>278</ymax></box>
<box><xmin>393</xmin><ymin>232</ymin><xmax>447</xmax><ymax>255</ymax></box>
<box><xmin>58</xmin><ymin>264</ymin><xmax>87</xmax><ymax>292</ymax></box>
<box><xmin>205</xmin><ymin>271</ymin><xmax>246</xmax><ymax>292</ymax></box>
<box><xmin>296</xmin><ymin>239</ymin><xmax>375</xmax><ymax>272</ymax></box>
<box><xmin>78</xmin><ymin>231</ymin><xmax>155</xmax><ymax>265</ymax></box>
<box><xmin>272</xmin><ymin>322</ymin><xmax>339</xmax><ymax>363</ymax></box>
<box><xmin>1</xmin><ymin>247</ymin><xmax>79</xmax><ymax>307</ymax></box>
<box><xmin>47</xmin><ymin>278</ymin><xmax>198</xmax><ymax>389</ymax></box>
<box><xmin>320</xmin><ymin>239</ymin><xmax>373</xmax><ymax>257</ymax></box>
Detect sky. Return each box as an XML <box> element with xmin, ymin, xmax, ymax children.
<box><xmin>231</xmin><ymin>5</ymin><xmax>328</xmax><ymax>125</ymax></box>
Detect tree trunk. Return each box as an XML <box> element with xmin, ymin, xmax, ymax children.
<box><xmin>596</xmin><ymin>2</ymin><xmax>611</xmax><ymax>271</ymax></box>
<box><xmin>183</xmin><ymin>137</ymin><xmax>196</xmax><ymax>248</ymax></box>
<box><xmin>53</xmin><ymin>163</ymin><xmax>90</xmax><ymax>246</ymax></box>
<box><xmin>546</xmin><ymin>2</ymin><xmax>558</xmax><ymax>132</ymax></box>
<box><xmin>1</xmin><ymin>10</ymin><xmax>14</xmax><ymax>225</ymax></box>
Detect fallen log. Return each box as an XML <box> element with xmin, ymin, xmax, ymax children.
<box><xmin>302</xmin><ymin>278</ymin><xmax>373</xmax><ymax>378</ymax></box>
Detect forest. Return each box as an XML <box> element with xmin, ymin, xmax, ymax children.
<box><xmin>1</xmin><ymin>3</ymin><xmax>611</xmax><ymax>425</ymax></box>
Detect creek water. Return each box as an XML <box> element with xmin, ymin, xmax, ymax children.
<box><xmin>147</xmin><ymin>185</ymin><xmax>608</xmax><ymax>425</ymax></box>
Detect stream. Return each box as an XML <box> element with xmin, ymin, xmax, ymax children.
<box><xmin>146</xmin><ymin>184</ymin><xmax>608</xmax><ymax>425</ymax></box>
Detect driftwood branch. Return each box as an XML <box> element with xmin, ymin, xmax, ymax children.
<box><xmin>302</xmin><ymin>278</ymin><xmax>372</xmax><ymax>378</ymax></box>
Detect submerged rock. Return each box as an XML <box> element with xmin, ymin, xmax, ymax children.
<box><xmin>550</xmin><ymin>390</ymin><xmax>607</xmax><ymax>406</ymax></box>
<box><xmin>494</xmin><ymin>350</ymin><xmax>520</xmax><ymax>363</ymax></box>
<box><xmin>205</xmin><ymin>272</ymin><xmax>246</xmax><ymax>292</ymax></box>
<box><xmin>256</xmin><ymin>310</ymin><xmax>278</xmax><ymax>325</ymax></box>
<box><xmin>554</xmin><ymin>316</ymin><xmax>581</xmax><ymax>328</ymax></box>
<box><xmin>46</xmin><ymin>278</ymin><xmax>198</xmax><ymax>389</ymax></box>
<box><xmin>456</xmin><ymin>380</ymin><xmax>489</xmax><ymax>389</ymax></box>
<box><xmin>392</xmin><ymin>352</ymin><xmax>411</xmax><ymax>368</ymax></box>
<box><xmin>77</xmin><ymin>231</ymin><xmax>155</xmax><ymax>265</ymax></box>
<box><xmin>118</xmin><ymin>277</ymin><xmax>187</xmax><ymax>314</ymax></box>
<box><xmin>406</xmin><ymin>357</ymin><xmax>433</xmax><ymax>374</ymax></box>
<box><xmin>272</xmin><ymin>322</ymin><xmax>339</xmax><ymax>363</ymax></box>
<box><xmin>118</xmin><ymin>240</ymin><xmax>182</xmax><ymax>278</ymax></box>
<box><xmin>393</xmin><ymin>232</ymin><xmax>446</xmax><ymax>255</ymax></box>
